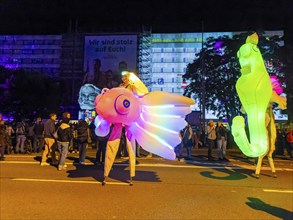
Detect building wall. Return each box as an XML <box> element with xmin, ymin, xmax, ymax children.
<box><xmin>0</xmin><ymin>35</ymin><xmax>62</xmax><ymax>77</ymax></box>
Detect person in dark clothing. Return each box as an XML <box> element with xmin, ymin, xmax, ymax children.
<box><xmin>41</xmin><ymin>113</ymin><xmax>57</xmax><ymax>166</ymax></box>
<box><xmin>0</xmin><ymin>120</ymin><xmax>9</xmax><ymax>160</ymax></box>
<box><xmin>95</xmin><ymin>125</ymin><xmax>112</xmax><ymax>165</ymax></box>
<box><xmin>216</xmin><ymin>121</ymin><xmax>229</xmax><ymax>161</ymax></box>
<box><xmin>15</xmin><ymin>120</ymin><xmax>26</xmax><ymax>154</ymax></box>
<box><xmin>33</xmin><ymin>117</ymin><xmax>44</xmax><ymax>153</ymax></box>
<box><xmin>56</xmin><ymin>118</ymin><xmax>73</xmax><ymax>170</ymax></box>
<box><xmin>76</xmin><ymin>119</ymin><xmax>90</xmax><ymax>165</ymax></box>
<box><xmin>181</xmin><ymin>123</ymin><xmax>193</xmax><ymax>159</ymax></box>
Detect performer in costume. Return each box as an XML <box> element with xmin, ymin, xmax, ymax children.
<box><xmin>232</xmin><ymin>33</ymin><xmax>272</xmax><ymax>157</ymax></box>
<box><xmin>254</xmin><ymin>76</ymin><xmax>286</xmax><ymax>178</ymax></box>
<box><xmin>94</xmin><ymin>72</ymin><xmax>194</xmax><ymax>185</ymax></box>
<box><xmin>231</xmin><ymin>33</ymin><xmax>287</xmax><ymax>178</ymax></box>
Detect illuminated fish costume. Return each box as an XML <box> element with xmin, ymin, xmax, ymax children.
<box><xmin>94</xmin><ymin>72</ymin><xmax>195</xmax><ymax>185</ymax></box>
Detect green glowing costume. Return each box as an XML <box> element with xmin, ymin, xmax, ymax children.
<box><xmin>232</xmin><ymin>33</ymin><xmax>272</xmax><ymax>157</ymax></box>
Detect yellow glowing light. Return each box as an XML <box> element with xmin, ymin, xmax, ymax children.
<box><xmin>232</xmin><ymin>33</ymin><xmax>272</xmax><ymax>157</ymax></box>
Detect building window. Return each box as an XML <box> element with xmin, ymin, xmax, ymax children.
<box><xmin>44</xmin><ymin>49</ymin><xmax>54</xmax><ymax>54</ymax></box>
<box><xmin>22</xmin><ymin>59</ymin><xmax>32</xmax><ymax>64</ymax></box>
<box><xmin>23</xmin><ymin>40</ymin><xmax>34</xmax><ymax>45</ymax></box>
<box><xmin>22</xmin><ymin>50</ymin><xmax>33</xmax><ymax>54</ymax></box>
<box><xmin>33</xmin><ymin>49</ymin><xmax>43</xmax><ymax>54</ymax></box>
<box><xmin>34</xmin><ymin>40</ymin><xmax>44</xmax><ymax>45</ymax></box>
<box><xmin>32</xmin><ymin>59</ymin><xmax>43</xmax><ymax>64</ymax></box>
<box><xmin>3</xmin><ymin>49</ymin><xmax>13</xmax><ymax>54</ymax></box>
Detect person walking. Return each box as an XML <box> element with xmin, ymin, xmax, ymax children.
<box><xmin>56</xmin><ymin>118</ymin><xmax>72</xmax><ymax>170</ymax></box>
<box><xmin>41</xmin><ymin>113</ymin><xmax>58</xmax><ymax>166</ymax></box>
<box><xmin>207</xmin><ymin>120</ymin><xmax>216</xmax><ymax>161</ymax></box>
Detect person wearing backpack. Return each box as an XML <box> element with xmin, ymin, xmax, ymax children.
<box><xmin>56</xmin><ymin>118</ymin><xmax>73</xmax><ymax>170</ymax></box>
<box><xmin>76</xmin><ymin>119</ymin><xmax>91</xmax><ymax>165</ymax></box>
<box><xmin>15</xmin><ymin>120</ymin><xmax>26</xmax><ymax>154</ymax></box>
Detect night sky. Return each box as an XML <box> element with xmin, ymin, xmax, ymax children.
<box><xmin>0</xmin><ymin>0</ymin><xmax>292</xmax><ymax>35</ymax></box>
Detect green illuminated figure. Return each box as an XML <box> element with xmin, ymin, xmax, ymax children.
<box><xmin>232</xmin><ymin>33</ymin><xmax>272</xmax><ymax>157</ymax></box>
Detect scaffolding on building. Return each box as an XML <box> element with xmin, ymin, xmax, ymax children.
<box><xmin>138</xmin><ymin>26</ymin><xmax>152</xmax><ymax>88</ymax></box>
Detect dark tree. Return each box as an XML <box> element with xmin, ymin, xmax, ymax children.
<box><xmin>183</xmin><ymin>32</ymin><xmax>287</xmax><ymax>125</ymax></box>
<box><xmin>0</xmin><ymin>67</ymin><xmax>64</xmax><ymax>120</ymax></box>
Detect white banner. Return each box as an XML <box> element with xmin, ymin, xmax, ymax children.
<box><xmin>83</xmin><ymin>35</ymin><xmax>138</xmax><ymax>87</ymax></box>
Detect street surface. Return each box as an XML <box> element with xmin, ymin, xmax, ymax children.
<box><xmin>1</xmin><ymin>148</ymin><xmax>292</xmax><ymax>220</ymax></box>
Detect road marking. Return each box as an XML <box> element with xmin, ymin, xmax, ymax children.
<box><xmin>2</xmin><ymin>161</ymin><xmax>293</xmax><ymax>171</ymax></box>
<box><xmin>12</xmin><ymin>178</ymin><xmax>129</xmax><ymax>185</ymax></box>
<box><xmin>1</xmin><ymin>161</ymin><xmax>38</xmax><ymax>164</ymax></box>
<box><xmin>263</xmin><ymin>189</ymin><xmax>293</xmax><ymax>193</ymax></box>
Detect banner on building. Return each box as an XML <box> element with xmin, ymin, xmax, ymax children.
<box><xmin>83</xmin><ymin>35</ymin><xmax>138</xmax><ymax>88</ymax></box>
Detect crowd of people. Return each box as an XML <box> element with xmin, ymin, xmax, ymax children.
<box><xmin>0</xmin><ymin>112</ymin><xmax>145</xmax><ymax>166</ymax></box>
<box><xmin>0</xmin><ymin>116</ymin><xmax>292</xmax><ymax>164</ymax></box>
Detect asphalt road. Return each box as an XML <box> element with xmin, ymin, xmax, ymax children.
<box><xmin>1</xmin><ymin>149</ymin><xmax>292</xmax><ymax>220</ymax></box>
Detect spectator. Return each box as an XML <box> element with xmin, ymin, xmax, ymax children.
<box><xmin>95</xmin><ymin>127</ymin><xmax>110</xmax><ymax>165</ymax></box>
<box><xmin>41</xmin><ymin>113</ymin><xmax>58</xmax><ymax>166</ymax></box>
<box><xmin>26</xmin><ymin>120</ymin><xmax>34</xmax><ymax>154</ymax></box>
<box><xmin>199</xmin><ymin>128</ymin><xmax>206</xmax><ymax>148</ymax></box>
<box><xmin>216</xmin><ymin>121</ymin><xmax>229</xmax><ymax>161</ymax></box>
<box><xmin>33</xmin><ymin>117</ymin><xmax>44</xmax><ymax>153</ymax></box>
<box><xmin>207</xmin><ymin>120</ymin><xmax>216</xmax><ymax>161</ymax></box>
<box><xmin>0</xmin><ymin>120</ymin><xmax>9</xmax><ymax>160</ymax></box>
<box><xmin>192</xmin><ymin>128</ymin><xmax>199</xmax><ymax>149</ymax></box>
<box><xmin>56</xmin><ymin>118</ymin><xmax>73</xmax><ymax>171</ymax></box>
<box><xmin>15</xmin><ymin>120</ymin><xmax>26</xmax><ymax>154</ymax></box>
<box><xmin>5</xmin><ymin>123</ymin><xmax>14</xmax><ymax>154</ymax></box>
<box><xmin>181</xmin><ymin>123</ymin><xmax>193</xmax><ymax>160</ymax></box>
<box><xmin>285</xmin><ymin>128</ymin><xmax>293</xmax><ymax>159</ymax></box>
<box><xmin>76</xmin><ymin>119</ymin><xmax>91</xmax><ymax>165</ymax></box>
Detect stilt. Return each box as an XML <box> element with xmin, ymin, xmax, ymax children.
<box><xmin>129</xmin><ymin>176</ymin><xmax>133</xmax><ymax>186</ymax></box>
<box><xmin>102</xmin><ymin>176</ymin><xmax>107</xmax><ymax>186</ymax></box>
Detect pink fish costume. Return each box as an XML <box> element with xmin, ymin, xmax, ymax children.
<box><xmin>94</xmin><ymin>72</ymin><xmax>195</xmax><ymax>185</ymax></box>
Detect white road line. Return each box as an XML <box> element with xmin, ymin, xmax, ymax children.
<box><xmin>1</xmin><ymin>161</ymin><xmax>293</xmax><ymax>171</ymax></box>
<box><xmin>12</xmin><ymin>178</ymin><xmax>129</xmax><ymax>185</ymax></box>
<box><xmin>263</xmin><ymin>189</ymin><xmax>293</xmax><ymax>193</ymax></box>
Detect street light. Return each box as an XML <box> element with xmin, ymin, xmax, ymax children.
<box><xmin>200</xmin><ymin>20</ymin><xmax>206</xmax><ymax>133</ymax></box>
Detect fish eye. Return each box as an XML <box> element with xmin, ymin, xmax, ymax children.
<box><xmin>123</xmin><ymin>99</ymin><xmax>130</xmax><ymax>108</ymax></box>
<box><xmin>114</xmin><ymin>94</ymin><xmax>131</xmax><ymax>115</ymax></box>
